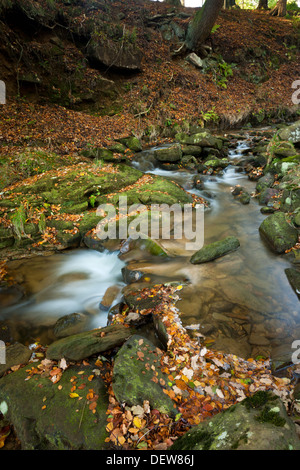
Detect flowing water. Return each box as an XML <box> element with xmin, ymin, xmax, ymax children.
<box><xmin>1</xmin><ymin>135</ymin><xmax>299</xmax><ymax>363</ymax></box>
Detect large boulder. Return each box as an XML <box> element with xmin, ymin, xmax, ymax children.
<box><xmin>175</xmin><ymin>132</ymin><xmax>223</xmax><ymax>149</ymax></box>
<box><xmin>87</xmin><ymin>40</ymin><xmax>143</xmax><ymax>72</ymax></box>
<box><xmin>0</xmin><ymin>363</ymin><xmax>109</xmax><ymax>449</ymax></box>
<box><xmin>112</xmin><ymin>335</ymin><xmax>177</xmax><ymax>417</ymax></box>
<box><xmin>259</xmin><ymin>212</ymin><xmax>298</xmax><ymax>254</ymax></box>
<box><xmin>154</xmin><ymin>143</ymin><xmax>182</xmax><ymax>162</ymax></box>
<box><xmin>278</xmin><ymin>120</ymin><xmax>300</xmax><ymax>145</ymax></box>
<box><xmin>171</xmin><ymin>391</ymin><xmax>300</xmax><ymax>450</ymax></box>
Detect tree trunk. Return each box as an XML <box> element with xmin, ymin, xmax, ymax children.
<box><xmin>224</xmin><ymin>0</ymin><xmax>236</xmax><ymax>8</ymax></box>
<box><xmin>257</xmin><ymin>0</ymin><xmax>268</xmax><ymax>9</ymax></box>
<box><xmin>185</xmin><ymin>0</ymin><xmax>224</xmax><ymax>52</ymax></box>
<box><xmin>270</xmin><ymin>0</ymin><xmax>287</xmax><ymax>16</ymax></box>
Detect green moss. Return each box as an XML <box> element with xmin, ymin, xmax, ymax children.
<box><xmin>171</xmin><ymin>429</ymin><xmax>214</xmax><ymax>450</ymax></box>
<box><xmin>255</xmin><ymin>406</ymin><xmax>286</xmax><ymax>427</ymax></box>
<box><xmin>231</xmin><ymin>430</ymin><xmax>249</xmax><ymax>450</ymax></box>
<box><xmin>243</xmin><ymin>391</ymin><xmax>277</xmax><ymax>410</ymax></box>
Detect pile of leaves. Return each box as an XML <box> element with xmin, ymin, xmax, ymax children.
<box><xmin>102</xmin><ymin>283</ymin><xmax>294</xmax><ymax>449</ymax></box>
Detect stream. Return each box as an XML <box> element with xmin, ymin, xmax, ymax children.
<box><xmin>1</xmin><ymin>132</ymin><xmax>299</xmax><ymax>365</ymax></box>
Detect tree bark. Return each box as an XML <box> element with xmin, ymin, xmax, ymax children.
<box><xmin>257</xmin><ymin>0</ymin><xmax>268</xmax><ymax>9</ymax></box>
<box><xmin>270</xmin><ymin>0</ymin><xmax>287</xmax><ymax>16</ymax></box>
<box><xmin>224</xmin><ymin>0</ymin><xmax>236</xmax><ymax>8</ymax></box>
<box><xmin>185</xmin><ymin>0</ymin><xmax>224</xmax><ymax>52</ymax></box>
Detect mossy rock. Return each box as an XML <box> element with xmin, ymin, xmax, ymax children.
<box><xmin>175</xmin><ymin>132</ymin><xmax>222</xmax><ymax>149</ymax></box>
<box><xmin>117</xmin><ymin>136</ymin><xmax>142</xmax><ymax>152</ymax></box>
<box><xmin>0</xmin><ymin>363</ymin><xmax>109</xmax><ymax>449</ymax></box>
<box><xmin>154</xmin><ymin>143</ymin><xmax>182</xmax><ymax>163</ymax></box>
<box><xmin>259</xmin><ymin>212</ymin><xmax>298</xmax><ymax>254</ymax></box>
<box><xmin>171</xmin><ymin>391</ymin><xmax>300</xmax><ymax>450</ymax></box>
<box><xmin>0</xmin><ymin>342</ymin><xmax>32</xmax><ymax>378</ymax></box>
<box><xmin>190</xmin><ymin>236</ymin><xmax>240</xmax><ymax>264</ymax></box>
<box><xmin>285</xmin><ymin>268</ymin><xmax>300</xmax><ymax>300</ymax></box>
<box><xmin>46</xmin><ymin>324</ymin><xmax>136</xmax><ymax>361</ymax></box>
<box><xmin>112</xmin><ymin>335</ymin><xmax>177</xmax><ymax>416</ymax></box>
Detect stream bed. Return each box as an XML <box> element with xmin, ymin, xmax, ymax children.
<box><xmin>1</xmin><ymin>133</ymin><xmax>299</xmax><ymax>365</ymax></box>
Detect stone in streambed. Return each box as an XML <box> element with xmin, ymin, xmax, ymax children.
<box><xmin>170</xmin><ymin>391</ymin><xmax>300</xmax><ymax>450</ymax></box>
<box><xmin>154</xmin><ymin>143</ymin><xmax>182</xmax><ymax>162</ymax></box>
<box><xmin>53</xmin><ymin>313</ymin><xmax>88</xmax><ymax>339</ymax></box>
<box><xmin>112</xmin><ymin>335</ymin><xmax>176</xmax><ymax>416</ymax></box>
<box><xmin>46</xmin><ymin>324</ymin><xmax>135</xmax><ymax>361</ymax></box>
<box><xmin>190</xmin><ymin>236</ymin><xmax>240</xmax><ymax>264</ymax></box>
<box><xmin>0</xmin><ymin>343</ymin><xmax>32</xmax><ymax>378</ymax></box>
<box><xmin>259</xmin><ymin>212</ymin><xmax>298</xmax><ymax>254</ymax></box>
<box><xmin>285</xmin><ymin>268</ymin><xmax>300</xmax><ymax>299</ymax></box>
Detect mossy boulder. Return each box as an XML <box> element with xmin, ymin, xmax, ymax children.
<box><xmin>278</xmin><ymin>120</ymin><xmax>300</xmax><ymax>144</ymax></box>
<box><xmin>171</xmin><ymin>391</ymin><xmax>300</xmax><ymax>450</ymax></box>
<box><xmin>0</xmin><ymin>363</ymin><xmax>109</xmax><ymax>449</ymax></box>
<box><xmin>256</xmin><ymin>173</ymin><xmax>275</xmax><ymax>193</ymax></box>
<box><xmin>190</xmin><ymin>236</ymin><xmax>240</xmax><ymax>264</ymax></box>
<box><xmin>259</xmin><ymin>212</ymin><xmax>298</xmax><ymax>254</ymax></box>
<box><xmin>112</xmin><ymin>335</ymin><xmax>176</xmax><ymax>416</ymax></box>
<box><xmin>117</xmin><ymin>136</ymin><xmax>142</xmax><ymax>152</ymax></box>
<box><xmin>46</xmin><ymin>324</ymin><xmax>136</xmax><ymax>361</ymax></box>
<box><xmin>175</xmin><ymin>132</ymin><xmax>222</xmax><ymax>149</ymax></box>
<box><xmin>154</xmin><ymin>143</ymin><xmax>182</xmax><ymax>162</ymax></box>
<box><xmin>285</xmin><ymin>268</ymin><xmax>300</xmax><ymax>299</ymax></box>
<box><xmin>0</xmin><ymin>343</ymin><xmax>32</xmax><ymax>378</ymax></box>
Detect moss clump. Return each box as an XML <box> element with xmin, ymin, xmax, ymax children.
<box><xmin>255</xmin><ymin>406</ymin><xmax>286</xmax><ymax>427</ymax></box>
<box><xmin>243</xmin><ymin>391</ymin><xmax>277</xmax><ymax>410</ymax></box>
<box><xmin>171</xmin><ymin>429</ymin><xmax>214</xmax><ymax>451</ymax></box>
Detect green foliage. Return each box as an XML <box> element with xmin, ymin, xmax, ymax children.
<box><xmin>11</xmin><ymin>205</ymin><xmax>27</xmax><ymax>239</ymax></box>
<box><xmin>199</xmin><ymin>106</ymin><xmax>220</xmax><ymax>127</ymax></box>
<box><xmin>38</xmin><ymin>213</ymin><xmax>46</xmax><ymax>234</ymax></box>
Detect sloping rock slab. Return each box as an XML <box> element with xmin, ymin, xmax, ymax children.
<box><xmin>171</xmin><ymin>391</ymin><xmax>300</xmax><ymax>450</ymax></box>
<box><xmin>112</xmin><ymin>335</ymin><xmax>177</xmax><ymax>417</ymax></box>
<box><xmin>46</xmin><ymin>324</ymin><xmax>135</xmax><ymax>361</ymax></box>
<box><xmin>0</xmin><ymin>364</ymin><xmax>109</xmax><ymax>449</ymax></box>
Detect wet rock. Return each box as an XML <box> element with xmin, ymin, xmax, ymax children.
<box><xmin>112</xmin><ymin>335</ymin><xmax>176</xmax><ymax>416</ymax></box>
<box><xmin>285</xmin><ymin>268</ymin><xmax>300</xmax><ymax>300</ymax></box>
<box><xmin>175</xmin><ymin>131</ymin><xmax>223</xmax><ymax>149</ymax></box>
<box><xmin>278</xmin><ymin>120</ymin><xmax>300</xmax><ymax>144</ymax></box>
<box><xmin>0</xmin><ymin>343</ymin><xmax>32</xmax><ymax>378</ymax></box>
<box><xmin>154</xmin><ymin>143</ymin><xmax>182</xmax><ymax>162</ymax></box>
<box><xmin>258</xmin><ymin>187</ymin><xmax>279</xmax><ymax>206</ymax></box>
<box><xmin>170</xmin><ymin>391</ymin><xmax>300</xmax><ymax>450</ymax></box>
<box><xmin>46</xmin><ymin>324</ymin><xmax>135</xmax><ymax>361</ymax></box>
<box><xmin>0</xmin><ymin>285</ymin><xmax>24</xmax><ymax>309</ymax></box>
<box><xmin>0</xmin><ymin>363</ymin><xmax>109</xmax><ymax>449</ymax></box>
<box><xmin>121</xmin><ymin>265</ymin><xmax>144</xmax><ymax>284</ymax></box>
<box><xmin>100</xmin><ymin>285</ymin><xmax>122</xmax><ymax>311</ymax></box>
<box><xmin>181</xmin><ymin>145</ymin><xmax>202</xmax><ymax>157</ymax></box>
<box><xmin>53</xmin><ymin>313</ymin><xmax>88</xmax><ymax>339</ymax></box>
<box><xmin>117</xmin><ymin>136</ymin><xmax>142</xmax><ymax>152</ymax></box>
<box><xmin>152</xmin><ymin>314</ymin><xmax>169</xmax><ymax>349</ymax></box>
<box><xmin>256</xmin><ymin>173</ymin><xmax>275</xmax><ymax>193</ymax></box>
<box><xmin>122</xmin><ymin>284</ymin><xmax>164</xmax><ymax>313</ymax></box>
<box><xmin>259</xmin><ymin>212</ymin><xmax>298</xmax><ymax>254</ymax></box>
<box><xmin>190</xmin><ymin>236</ymin><xmax>240</xmax><ymax>264</ymax></box>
